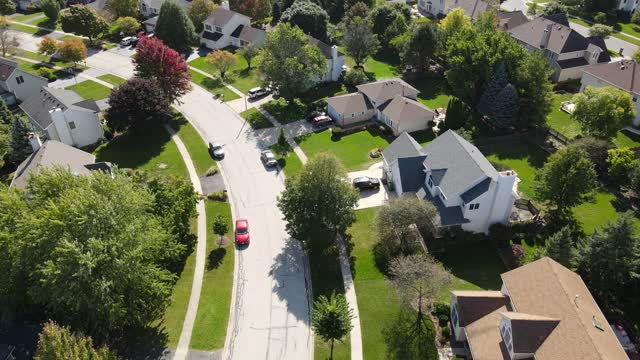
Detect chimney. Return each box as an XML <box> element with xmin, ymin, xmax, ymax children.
<box><xmin>541</xmin><ymin>23</ymin><xmax>552</xmax><ymax>49</ymax></box>
<box><xmin>222</xmin><ymin>0</ymin><xmax>229</xmax><ymax>10</ymax></box>
<box><xmin>28</xmin><ymin>132</ymin><xmax>42</xmax><ymax>152</ymax></box>
<box><xmin>331</xmin><ymin>45</ymin><xmax>338</xmax><ymax>60</ymax></box>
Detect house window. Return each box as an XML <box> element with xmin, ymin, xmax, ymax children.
<box><xmin>16</xmin><ymin>75</ymin><xmax>24</xmax><ymax>84</ymax></box>
<box><xmin>152</xmin><ymin>7</ymin><xmax>157</xmax><ymax>13</ymax></box>
<box><xmin>502</xmin><ymin>328</ymin><xmax>513</xmax><ymax>352</ymax></box>
<box><xmin>427</xmin><ymin>176</ymin><xmax>433</xmax><ymax>188</ymax></box>
<box><xmin>469</xmin><ymin>203</ymin><xmax>479</xmax><ymax>210</ymax></box>
<box><xmin>215</xmin><ymin>26</ymin><xmax>222</xmax><ymax>32</ymax></box>
<box><xmin>68</xmin><ymin>121</ymin><xmax>76</xmax><ymax>130</ymax></box>
<box><xmin>205</xmin><ymin>24</ymin><xmax>212</xmax><ymax>31</ymax></box>
<box><xmin>142</xmin><ymin>3</ymin><xmax>147</xmax><ymax>11</ymax></box>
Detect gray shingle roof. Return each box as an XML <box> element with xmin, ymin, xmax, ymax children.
<box><xmin>204</xmin><ymin>7</ymin><xmax>249</xmax><ymax>28</ymax></box>
<box><xmin>417</xmin><ymin>185</ymin><xmax>469</xmax><ymax>226</ymax></box>
<box><xmin>460</xmin><ymin>177</ymin><xmax>492</xmax><ymax>203</ymax></box>
<box><xmin>583</xmin><ymin>59</ymin><xmax>640</xmax><ymax>94</ymax></box>
<box><xmin>308</xmin><ymin>35</ymin><xmax>343</xmax><ymax>59</ymax></box>
<box><xmin>420</xmin><ymin>130</ymin><xmax>498</xmax><ymax>196</ymax></box>
<box><xmin>143</xmin><ymin>15</ymin><xmax>158</xmax><ymax>26</ymax></box>
<box><xmin>380</xmin><ymin>95</ymin><xmax>435</xmax><ymax>125</ymax></box>
<box><xmin>356</xmin><ymin>79</ymin><xmax>419</xmax><ymax>105</ymax></box>
<box><xmin>444</xmin><ymin>0</ymin><xmax>491</xmax><ymax>19</ymax></box>
<box><xmin>0</xmin><ymin>57</ymin><xmax>17</xmax><ymax>81</ymax></box>
<box><xmin>382</xmin><ymin>131</ymin><xmax>423</xmax><ymax>165</ymax></box>
<box><xmin>497</xmin><ymin>11</ymin><xmax>529</xmax><ymax>31</ymax></box>
<box><xmin>508</xmin><ymin>15</ymin><xmax>593</xmax><ymax>54</ymax></box>
<box><xmin>398</xmin><ymin>156</ymin><xmax>427</xmax><ymax>193</ymax></box>
<box><xmin>327</xmin><ymin>92</ymin><xmax>373</xmax><ymax>116</ymax></box>
<box><xmin>19</xmin><ymin>87</ymin><xmax>99</xmax><ymax>130</ymax></box>
<box><xmin>10</xmin><ymin>140</ymin><xmax>95</xmax><ymax>189</ymax></box>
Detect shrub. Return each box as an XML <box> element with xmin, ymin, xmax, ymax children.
<box><xmin>630</xmin><ymin>159</ymin><xmax>640</xmax><ymax>195</ymax></box>
<box><xmin>344</xmin><ymin>68</ymin><xmax>368</xmax><ymax>87</ymax></box>
<box><xmin>369</xmin><ymin>147</ymin><xmax>382</xmax><ymax>158</ymax></box>
<box><xmin>511</xmin><ymin>243</ymin><xmax>526</xmax><ymax>265</ymax></box>
<box><xmin>441</xmin><ymin>326</ymin><xmax>450</xmax><ymax>339</ymax></box>
<box><xmin>438</xmin><ymin>314</ymin><xmax>449</xmax><ymax>326</ymax></box>
<box><xmin>432</xmin><ymin>303</ymin><xmax>450</xmax><ymax>317</ymax></box>
<box><xmin>37</xmin><ymin>67</ymin><xmax>57</xmax><ymax>81</ymax></box>
<box><xmin>633</xmin><ymin>10</ymin><xmax>640</xmax><ymax>25</ymax></box>
<box><xmin>569</xmin><ymin>136</ymin><xmax>613</xmax><ymax>174</ymax></box>
<box><xmin>205</xmin><ymin>166</ymin><xmax>218</xmax><ymax>176</ymax></box>
<box><xmin>207</xmin><ymin>190</ymin><xmax>227</xmax><ymax>201</ymax></box>
<box><xmin>607</xmin><ymin>148</ymin><xmax>635</xmax><ymax>185</ymax></box>
<box><xmin>594</xmin><ymin>12</ymin><xmax>607</xmax><ymax>23</ymax></box>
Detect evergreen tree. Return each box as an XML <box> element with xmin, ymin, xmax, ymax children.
<box><xmin>0</xmin><ymin>100</ymin><xmax>13</xmax><ymax>126</ymax></box>
<box><xmin>6</xmin><ymin>117</ymin><xmax>34</xmax><ymax>165</ymax></box>
<box><xmin>490</xmin><ymin>83</ymin><xmax>519</xmax><ymax>127</ymax></box>
<box><xmin>478</xmin><ymin>63</ymin><xmax>508</xmax><ymax>117</ymax></box>
<box><xmin>35</xmin><ymin>321</ymin><xmax>118</xmax><ymax>360</ymax></box>
<box><xmin>443</xmin><ymin>97</ymin><xmax>467</xmax><ymax>130</ymax></box>
<box><xmin>271</xmin><ymin>2</ymin><xmax>281</xmax><ymax>23</ymax></box>
<box><xmin>154</xmin><ymin>0</ymin><xmax>197</xmax><ymax>53</ymax></box>
<box><xmin>543</xmin><ymin>226</ymin><xmax>578</xmax><ymax>269</ymax></box>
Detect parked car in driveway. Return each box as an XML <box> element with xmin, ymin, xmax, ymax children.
<box><xmin>235</xmin><ymin>219</ymin><xmax>250</xmax><ymax>245</ymax></box>
<box><xmin>248</xmin><ymin>87</ymin><xmax>268</xmax><ymax>99</ymax></box>
<box><xmin>353</xmin><ymin>176</ymin><xmax>380</xmax><ymax>190</ymax></box>
<box><xmin>312</xmin><ymin>115</ymin><xmax>333</xmax><ymax>128</ymax></box>
<box><xmin>120</xmin><ymin>36</ymin><xmax>137</xmax><ymax>46</ymax></box>
<box><xmin>208</xmin><ymin>142</ymin><xmax>225</xmax><ymax>159</ymax></box>
<box><xmin>260</xmin><ymin>149</ymin><xmax>278</xmax><ymax>167</ymax></box>
<box><xmin>306</xmin><ymin>110</ymin><xmax>325</xmax><ymax>122</ymax></box>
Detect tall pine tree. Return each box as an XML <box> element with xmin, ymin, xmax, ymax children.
<box><xmin>478</xmin><ymin>63</ymin><xmax>508</xmax><ymax>117</ymax></box>
<box><xmin>154</xmin><ymin>0</ymin><xmax>197</xmax><ymax>54</ymax></box>
<box><xmin>6</xmin><ymin>116</ymin><xmax>35</xmax><ymax>165</ymax></box>
<box><xmin>544</xmin><ymin>225</ymin><xmax>578</xmax><ymax>269</ymax></box>
<box><xmin>491</xmin><ymin>83</ymin><xmax>520</xmax><ymax>127</ymax></box>
<box><xmin>443</xmin><ymin>97</ymin><xmax>467</xmax><ymax>130</ymax></box>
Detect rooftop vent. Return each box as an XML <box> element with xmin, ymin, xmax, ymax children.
<box><xmin>592</xmin><ymin>316</ymin><xmax>605</xmax><ymax>332</ymax></box>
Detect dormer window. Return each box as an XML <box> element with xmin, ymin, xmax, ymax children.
<box><xmin>205</xmin><ymin>24</ymin><xmax>212</xmax><ymax>31</ymax></box>
<box><xmin>427</xmin><ymin>175</ymin><xmax>433</xmax><ymax>188</ymax></box>
<box><xmin>469</xmin><ymin>203</ymin><xmax>479</xmax><ymax>210</ymax></box>
<box><xmin>215</xmin><ymin>26</ymin><xmax>222</xmax><ymax>32</ymax></box>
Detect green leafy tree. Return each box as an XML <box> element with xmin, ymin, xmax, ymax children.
<box><xmin>630</xmin><ymin>159</ymin><xmax>640</xmax><ymax>195</ymax></box>
<box><xmin>0</xmin><ymin>101</ymin><xmax>11</xmax><ymax>165</ymax></box>
<box><xmin>237</xmin><ymin>43</ymin><xmax>259</xmax><ymax>69</ymax></box>
<box><xmin>0</xmin><ymin>168</ymin><xmax>181</xmax><ymax>341</ymax></box>
<box><xmin>206</xmin><ymin>50</ymin><xmax>237</xmax><ymax>79</ymax></box>
<box><xmin>187</xmin><ymin>0</ymin><xmax>216</xmax><ymax>33</ymax></box>
<box><xmin>342</xmin><ymin>16</ymin><xmax>379</xmax><ymax>67</ymax></box>
<box><xmin>593</xmin><ymin>11</ymin><xmax>607</xmax><ymax>23</ymax></box>
<box><xmin>569</xmin><ymin>136</ymin><xmax>614</xmax><ymax>173</ymax></box>
<box><xmin>344</xmin><ymin>0</ymin><xmax>373</xmax><ymax>11</ymax></box>
<box><xmin>513</xmin><ymin>50</ymin><xmax>554</xmax><ymax>127</ymax></box>
<box><xmin>369</xmin><ymin>3</ymin><xmax>410</xmax><ymax>47</ymax></box>
<box><xmin>606</xmin><ymin>148</ymin><xmax>635</xmax><ymax>185</ymax></box>
<box><xmin>0</xmin><ymin>0</ymin><xmax>15</xmax><ymax>15</ymax></box>
<box><xmin>277</xmin><ymin>127</ymin><xmax>288</xmax><ymax>151</ymax></box>
<box><xmin>576</xmin><ymin>212</ymin><xmax>640</xmax><ymax>317</ymax></box>
<box><xmin>377</xmin><ymin>197</ymin><xmax>437</xmax><ymax>255</ymax></box>
<box><xmin>534</xmin><ymin>147</ymin><xmax>598</xmax><ymax>213</ymax></box>
<box><xmin>529</xmin><ymin>226</ymin><xmax>578</xmax><ymax>268</ymax></box>
<box><xmin>0</xmin><ymin>16</ymin><xmax>18</xmax><ymax>57</ymax></box>
<box><xmin>634</xmin><ymin>50</ymin><xmax>640</xmax><ymax>63</ymax></box>
<box><xmin>40</xmin><ymin>0</ymin><xmax>60</xmax><ymax>21</ymax></box>
<box><xmin>6</xmin><ymin>116</ymin><xmax>34</xmax><ymax>165</ymax></box>
<box><xmin>60</xmin><ymin>5</ymin><xmax>109</xmax><ymax>44</ymax></box>
<box><xmin>383</xmin><ymin>309</ymin><xmax>437</xmax><ymax>360</ymax></box>
<box><xmin>213</xmin><ymin>213</ymin><xmax>229</xmax><ymax>243</ymax></box>
<box><xmin>589</xmin><ymin>23</ymin><xmax>613</xmax><ymax>38</ymax></box>
<box><xmin>527</xmin><ymin>0</ymin><xmax>540</xmax><ymax>15</ymax></box>
<box><xmin>281</xmin><ymin>0</ymin><xmax>329</xmax><ymax>41</ymax></box>
<box><xmin>277</xmin><ymin>153</ymin><xmax>359</xmax><ymax>246</ymax></box>
<box><xmin>343</xmin><ymin>68</ymin><xmax>368</xmax><ymax>87</ymax></box>
<box><xmin>311</xmin><ymin>292</ymin><xmax>353</xmax><ymax>360</ymax></box>
<box><xmin>154</xmin><ymin>0</ymin><xmax>197</xmax><ymax>53</ymax></box>
<box><xmin>633</xmin><ymin>9</ymin><xmax>640</xmax><ymax>25</ymax></box>
<box><xmin>253</xmin><ymin>0</ymin><xmax>271</xmax><ymax>22</ymax></box>
<box><xmin>256</xmin><ymin>23</ymin><xmax>326</xmax><ymax>99</ymax></box>
<box><xmin>105</xmin><ymin>77</ymin><xmax>170</xmax><ymax>132</ymax></box>
<box><xmin>401</xmin><ymin>23</ymin><xmax>437</xmax><ymax>72</ymax></box>
<box><xmin>106</xmin><ymin>0</ymin><xmax>139</xmax><ymax>17</ymax></box>
<box><xmin>438</xmin><ymin>8</ymin><xmax>471</xmax><ymax>50</ymax></box>
<box><xmin>35</xmin><ymin>321</ymin><xmax>119</xmax><ymax>360</ymax></box>
<box><xmin>443</xmin><ymin>97</ymin><xmax>467</xmax><ymax>130</ymax></box>
<box><xmin>110</xmin><ymin>16</ymin><xmax>140</xmax><ymax>36</ymax></box>
<box><xmin>572</xmin><ymin>86</ymin><xmax>635</xmax><ymax>139</ymax></box>
<box><xmin>343</xmin><ymin>1</ymin><xmax>368</xmax><ymax>25</ymax></box>
<box><xmin>56</xmin><ymin>38</ymin><xmax>87</xmax><ymax>66</ymax></box>
<box><xmin>539</xmin><ymin>1</ymin><xmax>567</xmax><ymax>16</ymax></box>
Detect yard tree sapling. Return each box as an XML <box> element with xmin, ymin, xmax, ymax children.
<box><xmin>206</xmin><ymin>50</ymin><xmax>237</xmax><ymax>80</ymax></box>
<box><xmin>213</xmin><ymin>213</ymin><xmax>229</xmax><ymax>244</ymax></box>
<box><xmin>533</xmin><ymin>147</ymin><xmax>598</xmax><ymax>214</ymax></box>
<box><xmin>133</xmin><ymin>35</ymin><xmax>192</xmax><ymax>103</ymax></box>
<box><xmin>277</xmin><ymin>153</ymin><xmax>359</xmax><ymax>247</ymax></box>
<box><xmin>37</xmin><ymin>36</ymin><xmax>58</xmax><ymax>56</ymax></box>
<box><xmin>237</xmin><ymin>43</ymin><xmax>259</xmax><ymax>69</ymax></box>
<box><xmin>311</xmin><ymin>292</ymin><xmax>353</xmax><ymax>360</ymax></box>
<box><xmin>0</xmin><ymin>16</ymin><xmax>18</xmax><ymax>57</ymax></box>
<box><xmin>56</xmin><ymin>38</ymin><xmax>87</xmax><ymax>66</ymax></box>
<box><xmin>60</xmin><ymin>5</ymin><xmax>109</xmax><ymax>45</ymax></box>
<box><xmin>572</xmin><ymin>86</ymin><xmax>635</xmax><ymax>139</ymax></box>
<box><xmin>342</xmin><ymin>16</ymin><xmax>379</xmax><ymax>67</ymax></box>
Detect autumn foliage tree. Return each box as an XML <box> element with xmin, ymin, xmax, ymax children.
<box><xmin>56</xmin><ymin>38</ymin><xmax>87</xmax><ymax>66</ymax></box>
<box><xmin>105</xmin><ymin>77</ymin><xmax>170</xmax><ymax>132</ymax></box>
<box><xmin>37</xmin><ymin>36</ymin><xmax>58</xmax><ymax>56</ymax></box>
<box><xmin>133</xmin><ymin>35</ymin><xmax>192</xmax><ymax>103</ymax></box>
<box><xmin>206</xmin><ymin>50</ymin><xmax>237</xmax><ymax>79</ymax></box>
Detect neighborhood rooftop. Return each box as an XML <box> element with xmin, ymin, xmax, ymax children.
<box><xmin>0</xmin><ymin>57</ymin><xmax>17</xmax><ymax>81</ymax></box>
<box><xmin>583</xmin><ymin>59</ymin><xmax>640</xmax><ymax>94</ymax></box>
<box><xmin>444</xmin><ymin>0</ymin><xmax>491</xmax><ymax>18</ymax></box>
<box><xmin>356</xmin><ymin>79</ymin><xmax>419</xmax><ymax>105</ymax></box>
<box><xmin>19</xmin><ymin>87</ymin><xmax>100</xmax><ymax>130</ymax></box>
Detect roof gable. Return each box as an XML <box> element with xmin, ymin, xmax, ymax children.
<box><xmin>204</xmin><ymin>7</ymin><xmax>249</xmax><ymax>27</ymax></box>
<box><xmin>502</xmin><ymin>312</ymin><xmax>560</xmax><ymax>354</ymax></box>
<box><xmin>356</xmin><ymin>79</ymin><xmax>419</xmax><ymax>105</ymax></box>
<box><xmin>381</xmin><ymin>131</ymin><xmax>423</xmax><ymax>165</ymax></box>
<box><xmin>380</xmin><ymin>95</ymin><xmax>436</xmax><ymax>125</ymax></box>
<box><xmin>583</xmin><ymin>60</ymin><xmax>640</xmax><ymax>94</ymax></box>
<box><xmin>0</xmin><ymin>57</ymin><xmax>17</xmax><ymax>81</ymax></box>
<box><xmin>508</xmin><ymin>15</ymin><xmax>592</xmax><ymax>54</ymax></box>
<box><xmin>19</xmin><ymin>87</ymin><xmax>98</xmax><ymax>129</ymax></box>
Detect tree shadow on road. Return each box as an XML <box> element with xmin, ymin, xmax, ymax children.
<box><xmin>270</xmin><ymin>238</ymin><xmax>311</xmax><ymax>325</ymax></box>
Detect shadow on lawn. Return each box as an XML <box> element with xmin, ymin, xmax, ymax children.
<box><xmin>434</xmin><ymin>241</ymin><xmax>505</xmax><ymax>290</ymax></box>
<box><xmin>94</xmin><ymin>125</ymin><xmax>172</xmax><ymax>170</ymax></box>
<box><xmin>480</xmin><ymin>142</ymin><xmax>547</xmax><ymax>169</ymax></box>
<box><xmin>207</xmin><ymin>247</ymin><xmax>227</xmax><ymax>270</ymax></box>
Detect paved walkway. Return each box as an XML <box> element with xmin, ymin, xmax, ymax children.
<box><xmin>260</xmin><ymin>110</ymin><xmax>309</xmax><ymax>163</ymax></box>
<box><xmin>164</xmin><ymin>124</ymin><xmax>208</xmax><ymax>360</ymax></box>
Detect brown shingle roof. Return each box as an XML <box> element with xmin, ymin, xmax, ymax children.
<box><xmin>501</xmin><ymin>257</ymin><xmax>628</xmax><ymax>360</ymax></box>
<box><xmin>444</xmin><ymin>0</ymin><xmax>492</xmax><ymax>19</ymax></box>
<box><xmin>0</xmin><ymin>57</ymin><xmax>17</xmax><ymax>82</ymax></box>
<box><xmin>464</xmin><ymin>305</ymin><xmax>512</xmax><ymax>360</ymax></box>
<box><xmin>508</xmin><ymin>15</ymin><xmax>591</xmax><ymax>54</ymax></box>
<box><xmin>327</xmin><ymin>92</ymin><xmax>373</xmax><ymax>115</ymax></box>
<box><xmin>583</xmin><ymin>60</ymin><xmax>640</xmax><ymax>94</ymax></box>
<box><xmin>497</xmin><ymin>11</ymin><xmax>529</xmax><ymax>31</ymax></box>
<box><xmin>501</xmin><ymin>312</ymin><xmax>560</xmax><ymax>354</ymax></box>
<box><xmin>380</xmin><ymin>95</ymin><xmax>435</xmax><ymax>124</ymax></box>
<box><xmin>356</xmin><ymin>79</ymin><xmax>419</xmax><ymax>105</ymax></box>
<box><xmin>451</xmin><ymin>290</ymin><xmax>509</xmax><ymax>327</ymax></box>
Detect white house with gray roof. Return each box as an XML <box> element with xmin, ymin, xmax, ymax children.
<box><xmin>419</xmin><ymin>0</ymin><xmax>491</xmax><ymax>19</ymax></box>
<box><xmin>327</xmin><ymin>79</ymin><xmax>435</xmax><ymax>134</ymax></box>
<box><xmin>20</xmin><ymin>87</ymin><xmax>104</xmax><ymax>148</ymax></box>
<box><xmin>0</xmin><ymin>57</ymin><xmax>47</xmax><ymax>106</ymax></box>
<box><xmin>200</xmin><ymin>2</ymin><xmax>266</xmax><ymax>49</ymax></box>
<box><xmin>382</xmin><ymin>130</ymin><xmax>519</xmax><ymax>234</ymax></box>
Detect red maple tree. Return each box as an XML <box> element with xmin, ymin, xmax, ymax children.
<box><xmin>133</xmin><ymin>34</ymin><xmax>192</xmax><ymax>103</ymax></box>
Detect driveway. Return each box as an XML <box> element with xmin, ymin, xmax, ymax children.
<box><xmin>347</xmin><ymin>162</ymin><xmax>394</xmax><ymax>210</ymax></box>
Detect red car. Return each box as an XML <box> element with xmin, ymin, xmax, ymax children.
<box><xmin>235</xmin><ymin>219</ymin><xmax>250</xmax><ymax>245</ymax></box>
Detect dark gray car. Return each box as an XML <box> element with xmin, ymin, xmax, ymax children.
<box><xmin>353</xmin><ymin>176</ymin><xmax>380</xmax><ymax>190</ymax></box>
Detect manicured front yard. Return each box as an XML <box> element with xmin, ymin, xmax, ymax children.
<box><xmin>13</xmin><ymin>11</ymin><xmax>44</xmax><ymax>22</ymax></box>
<box><xmin>65</xmin><ymin>79</ymin><xmax>112</xmax><ymax>100</ymax></box>
<box><xmin>190</xmin><ymin>70</ymin><xmax>240</xmax><ymax>101</ymax></box>
<box><xmin>344</xmin><ymin>52</ymin><xmax>401</xmax><ymax>80</ymax></box>
<box><xmin>97</xmin><ymin>74</ymin><xmax>126</xmax><ymax>87</ymax></box>
<box><xmin>94</xmin><ymin>124</ymin><xmax>188</xmax><ymax>179</ymax></box>
<box><xmin>297</xmin><ymin>127</ymin><xmax>391</xmax><ymax>172</ymax></box>
<box><xmin>271</xmin><ymin>144</ymin><xmax>303</xmax><ymax>178</ymax></box>
<box><xmin>189</xmin><ymin>53</ymin><xmax>263</xmax><ymax>94</ymax></box>
<box><xmin>240</xmin><ymin>108</ymin><xmax>273</xmax><ymax>129</ymax></box>
<box><xmin>171</xmin><ymin>112</ymin><xmax>218</xmax><ymax>176</ymax></box>
<box><xmin>262</xmin><ymin>98</ymin><xmax>306</xmax><ymax>124</ymax></box>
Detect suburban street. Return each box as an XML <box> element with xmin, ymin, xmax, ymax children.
<box><xmin>569</xmin><ymin>21</ymin><xmax>639</xmax><ymax>56</ymax></box>
<box><xmin>9</xmin><ymin>29</ymin><xmax>312</xmax><ymax>359</ymax></box>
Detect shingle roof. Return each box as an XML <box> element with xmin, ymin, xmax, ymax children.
<box><xmin>583</xmin><ymin>59</ymin><xmax>640</xmax><ymax>94</ymax></box>
<box><xmin>465</xmin><ymin>304</ymin><xmax>512</xmax><ymax>360</ymax></box>
<box><xmin>0</xmin><ymin>57</ymin><xmax>17</xmax><ymax>81</ymax></box>
<box><xmin>417</xmin><ymin>186</ymin><xmax>469</xmax><ymax>226</ymax></box>
<box><xmin>497</xmin><ymin>11</ymin><xmax>529</xmax><ymax>31</ymax></box>
<box><xmin>397</xmin><ymin>156</ymin><xmax>427</xmax><ymax>193</ymax></box>
<box><xmin>19</xmin><ymin>87</ymin><xmax>99</xmax><ymax>130</ymax></box>
<box><xmin>238</xmin><ymin>26</ymin><xmax>266</xmax><ymax>43</ymax></box>
<box><xmin>308</xmin><ymin>35</ymin><xmax>343</xmax><ymax>59</ymax></box>
<box><xmin>327</xmin><ymin>92</ymin><xmax>373</xmax><ymax>117</ymax></box>
<box><xmin>204</xmin><ymin>7</ymin><xmax>249</xmax><ymax>27</ymax></box>
<box><xmin>460</xmin><ymin>177</ymin><xmax>492</xmax><ymax>203</ymax></box>
<box><xmin>356</xmin><ymin>79</ymin><xmax>419</xmax><ymax>105</ymax></box>
<box><xmin>587</xmin><ymin>36</ymin><xmax>611</xmax><ymax>63</ymax></box>
<box><xmin>202</xmin><ymin>31</ymin><xmax>223</xmax><ymax>41</ymax></box>
<box><xmin>380</xmin><ymin>95</ymin><xmax>435</xmax><ymax>125</ymax></box>
<box><xmin>420</xmin><ymin>130</ymin><xmax>498</xmax><ymax>196</ymax></box>
<box><xmin>381</xmin><ymin>131</ymin><xmax>423</xmax><ymax>165</ymax></box>
<box><xmin>444</xmin><ymin>0</ymin><xmax>491</xmax><ymax>19</ymax></box>
<box><xmin>508</xmin><ymin>14</ymin><xmax>593</xmax><ymax>54</ymax></box>
<box><xmin>451</xmin><ymin>291</ymin><xmax>510</xmax><ymax>327</ymax></box>
<box><xmin>557</xmin><ymin>57</ymin><xmax>589</xmax><ymax>69</ymax></box>
<box><xmin>501</xmin><ymin>312</ymin><xmax>560</xmax><ymax>354</ymax></box>
<box><xmin>500</xmin><ymin>257</ymin><xmax>629</xmax><ymax>360</ymax></box>
<box><xmin>143</xmin><ymin>15</ymin><xmax>158</xmax><ymax>26</ymax></box>
<box><xmin>230</xmin><ymin>24</ymin><xmax>243</xmax><ymax>38</ymax></box>
<box><xmin>10</xmin><ymin>140</ymin><xmax>95</xmax><ymax>189</ymax></box>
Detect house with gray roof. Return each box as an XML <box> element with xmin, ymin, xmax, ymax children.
<box><xmin>10</xmin><ymin>134</ymin><xmax>111</xmax><ymax>189</ymax></box>
<box><xmin>20</xmin><ymin>87</ymin><xmax>104</xmax><ymax>148</ymax></box>
<box><xmin>382</xmin><ymin>130</ymin><xmax>519</xmax><ymax>233</ymax></box>
<box><xmin>327</xmin><ymin>79</ymin><xmax>435</xmax><ymax>135</ymax></box>
<box><xmin>200</xmin><ymin>2</ymin><xmax>266</xmax><ymax>50</ymax></box>
<box><xmin>505</xmin><ymin>14</ymin><xmax>610</xmax><ymax>81</ymax></box>
<box><xmin>418</xmin><ymin>0</ymin><xmax>491</xmax><ymax>19</ymax></box>
<box><xmin>0</xmin><ymin>57</ymin><xmax>47</xmax><ymax>106</ymax></box>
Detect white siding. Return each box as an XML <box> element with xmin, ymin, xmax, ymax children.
<box><xmin>5</xmin><ymin>70</ymin><xmax>47</xmax><ymax>102</ymax></box>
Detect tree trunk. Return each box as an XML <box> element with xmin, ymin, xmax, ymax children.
<box><xmin>330</xmin><ymin>339</ymin><xmax>334</xmax><ymax>360</ymax></box>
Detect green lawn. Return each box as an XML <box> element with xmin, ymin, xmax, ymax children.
<box><xmin>13</xmin><ymin>12</ymin><xmax>44</xmax><ymax>22</ymax></box>
<box><xmin>190</xmin><ymin>200</ymin><xmax>235</xmax><ymax>350</ymax></box>
<box><xmin>408</xmin><ymin>77</ymin><xmax>452</xmax><ymax>110</ymax></box>
<box><xmin>65</xmin><ymin>79</ymin><xmax>112</xmax><ymax>100</ymax></box>
<box><xmin>94</xmin><ymin>124</ymin><xmax>188</xmax><ymax>179</ymax></box>
<box><xmin>480</xmin><ymin>142</ymin><xmax>548</xmax><ymax>199</ymax></box>
<box><xmin>271</xmin><ymin>144</ymin><xmax>304</xmax><ymax>178</ymax></box>
<box><xmin>262</xmin><ymin>98</ymin><xmax>306</xmax><ymax>124</ymax></box>
<box><xmin>57</xmin><ymin>34</ymin><xmax>84</xmax><ymax>42</ymax></box>
<box><xmin>613</xmin><ymin>128</ymin><xmax>640</xmax><ymax>148</ymax></box>
<box><xmin>573</xmin><ymin>190</ymin><xmax>640</xmax><ymax>234</ymax></box>
<box><xmin>344</xmin><ymin>52</ymin><xmax>401</xmax><ymax>80</ymax></box>
<box><xmin>190</xmin><ymin>70</ymin><xmax>240</xmax><ymax>101</ymax></box>
<box><xmin>568</xmin><ymin>17</ymin><xmax>640</xmax><ymax>46</ymax></box>
<box><xmin>12</xmin><ymin>49</ymin><xmax>88</xmax><ymax>70</ymax></box>
<box><xmin>240</xmin><ymin>108</ymin><xmax>273</xmax><ymax>129</ymax></box>
<box><xmin>9</xmin><ymin>22</ymin><xmax>41</xmax><ymax>35</ymax></box>
<box><xmin>170</xmin><ymin>112</ymin><xmax>218</xmax><ymax>176</ymax></box>
<box><xmin>190</xmin><ymin>53</ymin><xmax>263</xmax><ymax>94</ymax></box>
<box><xmin>97</xmin><ymin>74</ymin><xmax>126</xmax><ymax>87</ymax></box>
<box><xmin>297</xmin><ymin>127</ymin><xmax>391</xmax><ymax>172</ymax></box>
<box><xmin>546</xmin><ymin>92</ymin><xmax>581</xmax><ymax>139</ymax></box>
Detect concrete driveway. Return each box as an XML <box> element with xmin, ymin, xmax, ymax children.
<box><xmin>347</xmin><ymin>162</ymin><xmax>394</xmax><ymax>210</ymax></box>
